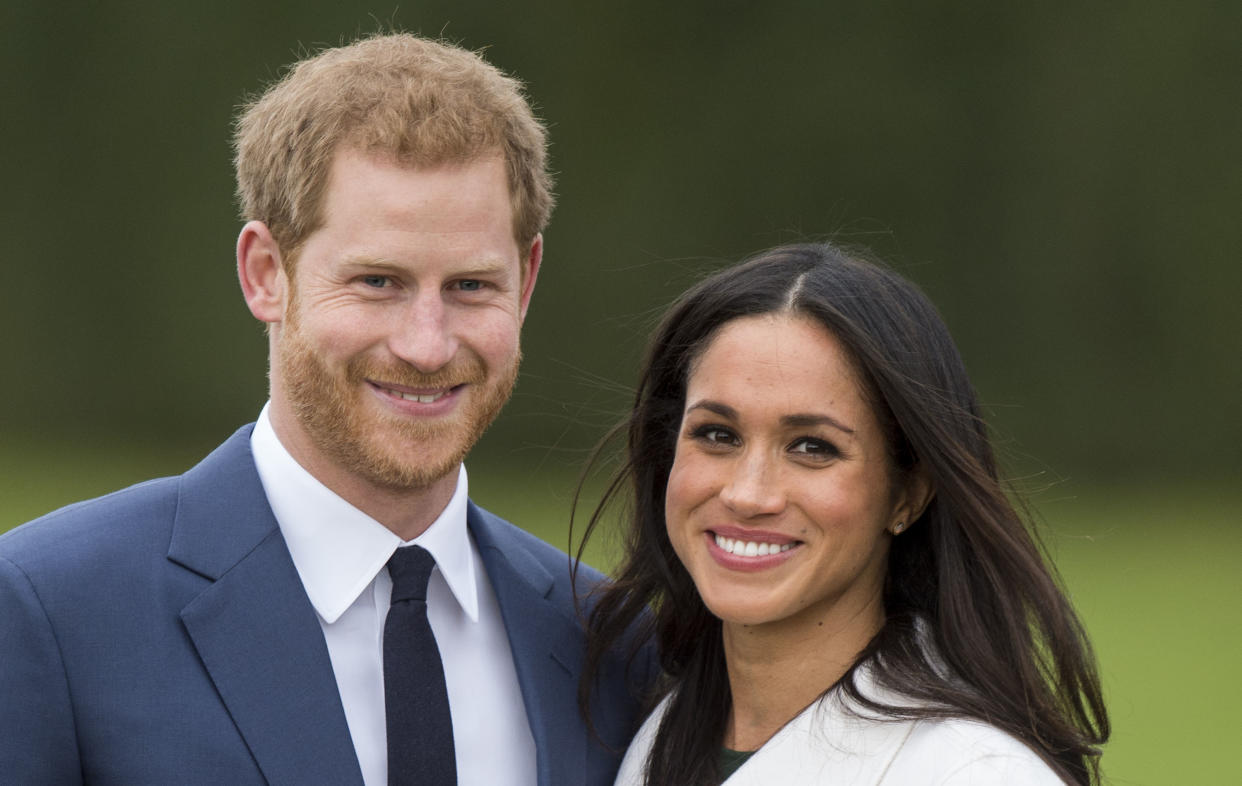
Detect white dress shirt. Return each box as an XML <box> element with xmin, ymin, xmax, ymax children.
<box><xmin>250</xmin><ymin>404</ymin><xmax>536</xmax><ymax>786</ymax></box>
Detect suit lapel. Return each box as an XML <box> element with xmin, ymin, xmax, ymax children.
<box><xmin>469</xmin><ymin>503</ymin><xmax>587</xmax><ymax>786</ymax></box>
<box><xmin>169</xmin><ymin>427</ymin><xmax>364</xmax><ymax>786</ymax></box>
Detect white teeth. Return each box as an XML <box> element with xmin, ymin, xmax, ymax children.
<box><xmin>396</xmin><ymin>390</ymin><xmax>447</xmax><ymax>403</ymax></box>
<box><xmin>713</xmin><ymin>534</ymin><xmax>795</xmax><ymax>556</ymax></box>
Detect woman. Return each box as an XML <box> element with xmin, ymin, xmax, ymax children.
<box><xmin>577</xmin><ymin>243</ymin><xmax>1108</xmax><ymax>785</ymax></box>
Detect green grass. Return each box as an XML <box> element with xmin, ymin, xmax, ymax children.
<box><xmin>3</xmin><ymin>440</ymin><xmax>1237</xmax><ymax>784</ymax></box>
<box><xmin>1033</xmin><ymin>485</ymin><xmax>1242</xmax><ymax>785</ymax></box>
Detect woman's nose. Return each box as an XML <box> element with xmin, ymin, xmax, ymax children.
<box><xmin>718</xmin><ymin>453</ymin><xmax>785</xmax><ymax>518</ymax></box>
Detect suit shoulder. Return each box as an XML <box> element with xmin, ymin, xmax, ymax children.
<box><xmin>0</xmin><ymin>475</ymin><xmax>181</xmax><ymax>571</ymax></box>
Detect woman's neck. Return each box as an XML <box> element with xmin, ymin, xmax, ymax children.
<box><xmin>721</xmin><ymin>596</ymin><xmax>884</xmax><ymax>751</ymax></box>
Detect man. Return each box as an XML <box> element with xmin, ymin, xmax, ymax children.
<box><xmin>0</xmin><ymin>34</ymin><xmax>650</xmax><ymax>785</ymax></box>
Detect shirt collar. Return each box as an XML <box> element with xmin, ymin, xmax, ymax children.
<box><xmin>250</xmin><ymin>403</ymin><xmax>480</xmax><ymax>624</ymax></box>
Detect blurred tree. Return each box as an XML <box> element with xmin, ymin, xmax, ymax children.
<box><xmin>1</xmin><ymin>0</ymin><xmax>1238</xmax><ymax>483</ymax></box>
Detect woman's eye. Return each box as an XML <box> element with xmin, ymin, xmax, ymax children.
<box><xmin>790</xmin><ymin>438</ymin><xmax>837</xmax><ymax>457</ymax></box>
<box><xmin>361</xmin><ymin>275</ymin><xmax>390</xmax><ymax>288</ymax></box>
<box><xmin>691</xmin><ymin>426</ymin><xmax>738</xmax><ymax>446</ymax></box>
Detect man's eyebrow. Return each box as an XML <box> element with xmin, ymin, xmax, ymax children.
<box><xmin>339</xmin><ymin>256</ymin><xmax>513</xmax><ymax>276</ymax></box>
<box><xmin>340</xmin><ymin>256</ymin><xmax>403</xmax><ymax>271</ymax></box>
<box><xmin>456</xmin><ymin>258</ymin><xmax>514</xmax><ymax>277</ymax></box>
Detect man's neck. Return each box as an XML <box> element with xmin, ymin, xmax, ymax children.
<box><xmin>266</xmin><ymin>408</ymin><xmax>458</xmax><ymax>542</ymax></box>
<box><xmin>323</xmin><ymin>470</ymin><xmax>457</xmax><ymax>542</ymax></box>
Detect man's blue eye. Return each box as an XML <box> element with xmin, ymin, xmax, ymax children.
<box><xmin>362</xmin><ymin>275</ymin><xmax>388</xmax><ymax>288</ymax></box>
<box><xmin>458</xmin><ymin>280</ymin><xmax>482</xmax><ymax>291</ymax></box>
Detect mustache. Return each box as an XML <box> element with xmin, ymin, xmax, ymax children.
<box><xmin>347</xmin><ymin>355</ymin><xmax>486</xmax><ymax>390</ymax></box>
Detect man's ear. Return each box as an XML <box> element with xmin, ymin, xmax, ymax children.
<box><xmin>517</xmin><ymin>233</ymin><xmax>542</xmax><ymax>323</ymax></box>
<box><xmin>237</xmin><ymin>220</ymin><xmax>287</xmax><ymax>324</ymax></box>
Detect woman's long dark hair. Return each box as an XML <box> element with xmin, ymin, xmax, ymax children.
<box><xmin>576</xmin><ymin>243</ymin><xmax>1108</xmax><ymax>785</ymax></box>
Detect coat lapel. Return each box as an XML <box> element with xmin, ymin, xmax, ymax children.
<box><xmin>728</xmin><ymin>671</ymin><xmax>915</xmax><ymax>785</ymax></box>
<box><xmin>469</xmin><ymin>503</ymin><xmax>588</xmax><ymax>786</ymax></box>
<box><xmin>169</xmin><ymin>427</ymin><xmax>364</xmax><ymax>786</ymax></box>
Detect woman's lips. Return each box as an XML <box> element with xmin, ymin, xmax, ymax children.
<box><xmin>704</xmin><ymin>528</ymin><xmax>802</xmax><ymax>572</ymax></box>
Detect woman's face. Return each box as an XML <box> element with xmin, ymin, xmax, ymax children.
<box><xmin>665</xmin><ymin>314</ymin><xmax>920</xmax><ymax>633</ymax></box>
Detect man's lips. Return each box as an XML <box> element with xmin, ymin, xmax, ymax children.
<box><xmin>367</xmin><ymin>380</ymin><xmax>466</xmax><ymax>404</ymax></box>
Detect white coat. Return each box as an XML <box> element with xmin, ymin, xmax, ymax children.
<box><xmin>615</xmin><ymin>666</ymin><xmax>1066</xmax><ymax>786</ymax></box>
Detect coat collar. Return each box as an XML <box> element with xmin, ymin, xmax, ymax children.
<box><xmin>726</xmin><ymin>682</ymin><xmax>916</xmax><ymax>785</ymax></box>
<box><xmin>617</xmin><ymin>665</ymin><xmax>918</xmax><ymax>786</ymax></box>
<box><xmin>169</xmin><ymin>426</ymin><xmax>365</xmax><ymax>785</ymax></box>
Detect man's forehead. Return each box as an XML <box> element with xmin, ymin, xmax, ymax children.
<box><xmin>318</xmin><ymin>147</ymin><xmax>520</xmax><ymax>236</ymax></box>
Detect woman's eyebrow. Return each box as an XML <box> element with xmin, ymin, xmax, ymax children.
<box><xmin>686</xmin><ymin>401</ymin><xmax>855</xmax><ymax>436</ymax></box>
<box><xmin>781</xmin><ymin>413</ymin><xmax>855</xmax><ymax>435</ymax></box>
<box><xmin>685</xmin><ymin>400</ymin><xmax>736</xmax><ymax>419</ymax></box>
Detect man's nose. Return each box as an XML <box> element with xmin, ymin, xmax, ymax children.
<box><xmin>388</xmin><ymin>292</ymin><xmax>459</xmax><ymax>373</ymax></box>
<box><xmin>718</xmin><ymin>452</ymin><xmax>785</xmax><ymax>518</ymax></box>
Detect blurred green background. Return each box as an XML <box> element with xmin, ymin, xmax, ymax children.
<box><xmin>2</xmin><ymin>2</ymin><xmax>1238</xmax><ymax>783</ymax></box>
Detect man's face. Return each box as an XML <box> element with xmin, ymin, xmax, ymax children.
<box><xmin>271</xmin><ymin>149</ymin><xmax>539</xmax><ymax>493</ymax></box>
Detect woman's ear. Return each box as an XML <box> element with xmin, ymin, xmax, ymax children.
<box><xmin>237</xmin><ymin>220</ymin><xmax>287</xmax><ymax>324</ymax></box>
<box><xmin>891</xmin><ymin>465</ymin><xmax>935</xmax><ymax>535</ymax></box>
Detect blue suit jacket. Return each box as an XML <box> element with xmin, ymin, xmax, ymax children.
<box><xmin>0</xmin><ymin>426</ymin><xmax>652</xmax><ymax>785</ymax></box>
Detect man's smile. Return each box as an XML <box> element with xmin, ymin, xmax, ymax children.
<box><xmin>371</xmin><ymin>382</ymin><xmax>463</xmax><ymax>404</ymax></box>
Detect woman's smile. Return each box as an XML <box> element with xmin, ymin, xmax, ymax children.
<box><xmin>664</xmin><ymin>313</ymin><xmax>919</xmax><ymax>632</ymax></box>
<box><xmin>705</xmin><ymin>527</ymin><xmax>803</xmax><ymax>572</ymax></box>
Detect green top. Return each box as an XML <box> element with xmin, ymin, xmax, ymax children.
<box><xmin>719</xmin><ymin>747</ymin><xmax>756</xmax><ymax>781</ymax></box>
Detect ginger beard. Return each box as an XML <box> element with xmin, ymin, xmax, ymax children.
<box><xmin>276</xmin><ymin>295</ymin><xmax>521</xmax><ymax>492</ymax></box>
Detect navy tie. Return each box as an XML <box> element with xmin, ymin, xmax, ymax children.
<box><xmin>384</xmin><ymin>545</ymin><xmax>456</xmax><ymax>786</ymax></box>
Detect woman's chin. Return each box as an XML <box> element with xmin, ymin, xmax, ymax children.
<box><xmin>702</xmin><ymin>593</ymin><xmax>789</xmax><ymax>629</ymax></box>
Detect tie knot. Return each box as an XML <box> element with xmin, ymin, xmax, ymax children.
<box><xmin>388</xmin><ymin>545</ymin><xmax>436</xmax><ymax>603</ymax></box>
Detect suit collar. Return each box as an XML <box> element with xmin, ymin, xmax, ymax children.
<box><xmin>167</xmin><ymin>434</ymin><xmax>592</xmax><ymax>786</ymax></box>
<box><xmin>250</xmin><ymin>408</ymin><xmax>481</xmax><ymax>624</ymax></box>
<box><xmin>170</xmin><ymin>426</ymin><xmax>365</xmax><ymax>785</ymax></box>
<box><xmin>469</xmin><ymin>502</ymin><xmax>588</xmax><ymax>786</ymax></box>
<box><xmin>167</xmin><ymin>424</ymin><xmax>276</xmax><ymax>580</ymax></box>
<box><xmin>468</xmin><ymin>501</ymin><xmax>555</xmax><ymax>595</ymax></box>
